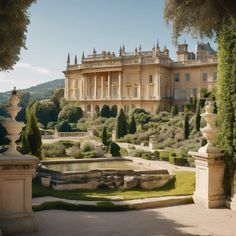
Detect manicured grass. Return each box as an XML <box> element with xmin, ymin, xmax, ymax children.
<box><xmin>42</xmin><ymin>157</ymin><xmax>75</xmax><ymax>161</ymax></box>
<box><xmin>33</xmin><ymin>171</ymin><xmax>195</xmax><ymax>201</ymax></box>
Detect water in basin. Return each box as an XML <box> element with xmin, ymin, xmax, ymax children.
<box><xmin>43</xmin><ymin>160</ymin><xmax>150</xmax><ymax>172</ymax></box>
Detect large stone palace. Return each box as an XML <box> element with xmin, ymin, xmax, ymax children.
<box><xmin>64</xmin><ymin>42</ymin><xmax>217</xmax><ymax>116</ymax></box>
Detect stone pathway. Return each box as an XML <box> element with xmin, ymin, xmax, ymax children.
<box><xmin>15</xmin><ymin>204</ymin><xmax>236</xmax><ymax>236</ymax></box>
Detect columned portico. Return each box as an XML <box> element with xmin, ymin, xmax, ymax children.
<box><xmin>118</xmin><ymin>71</ymin><xmax>122</xmax><ymax>99</ymax></box>
<box><xmin>108</xmin><ymin>72</ymin><xmax>111</xmax><ymax>99</ymax></box>
<box><xmin>94</xmin><ymin>74</ymin><xmax>97</xmax><ymax>99</ymax></box>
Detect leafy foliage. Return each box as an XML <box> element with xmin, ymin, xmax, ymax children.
<box><xmin>58</xmin><ymin>105</ymin><xmax>83</xmax><ymax>123</ymax></box>
<box><xmin>0</xmin><ymin>0</ymin><xmax>36</xmax><ymax>70</ymax></box>
<box><xmin>217</xmin><ymin>19</ymin><xmax>236</xmax><ymax>194</ymax></box>
<box><xmin>164</xmin><ymin>0</ymin><xmax>236</xmax><ymax>41</ymax></box>
<box><xmin>110</xmin><ymin>142</ymin><xmax>121</xmax><ymax>157</ymax></box>
<box><xmin>22</xmin><ymin>104</ymin><xmax>42</xmax><ymax>159</ymax></box>
<box><xmin>110</xmin><ymin>105</ymin><xmax>118</xmax><ymax>117</ymax></box>
<box><xmin>117</xmin><ymin>109</ymin><xmax>128</xmax><ymax>138</ymax></box>
<box><xmin>100</xmin><ymin>105</ymin><xmax>111</xmax><ymax>118</ymax></box>
<box><xmin>55</xmin><ymin>121</ymin><xmax>72</xmax><ymax>132</ymax></box>
<box><xmin>129</xmin><ymin>114</ymin><xmax>137</xmax><ymax>134</ymax></box>
<box><xmin>184</xmin><ymin>114</ymin><xmax>190</xmax><ymax>140</ymax></box>
<box><xmin>102</xmin><ymin>126</ymin><xmax>108</xmax><ymax>146</ymax></box>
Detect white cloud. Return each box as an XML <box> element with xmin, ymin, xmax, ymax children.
<box><xmin>15</xmin><ymin>62</ymin><xmax>51</xmax><ymax>75</ymax></box>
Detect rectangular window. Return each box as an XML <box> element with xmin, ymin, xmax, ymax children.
<box><xmin>202</xmin><ymin>73</ymin><xmax>208</xmax><ymax>81</ymax></box>
<box><xmin>149</xmin><ymin>75</ymin><xmax>153</xmax><ymax>83</ymax></box>
<box><xmin>185</xmin><ymin>73</ymin><xmax>190</xmax><ymax>82</ymax></box>
<box><xmin>174</xmin><ymin>73</ymin><xmax>180</xmax><ymax>82</ymax></box>
<box><xmin>213</xmin><ymin>72</ymin><xmax>217</xmax><ymax>81</ymax></box>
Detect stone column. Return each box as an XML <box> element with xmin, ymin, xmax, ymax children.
<box><xmin>101</xmin><ymin>76</ymin><xmax>104</xmax><ymax>99</ymax></box>
<box><xmin>188</xmin><ymin>101</ymin><xmax>225</xmax><ymax>208</ymax></box>
<box><xmin>108</xmin><ymin>72</ymin><xmax>111</xmax><ymax>99</ymax></box>
<box><xmin>82</xmin><ymin>75</ymin><xmax>86</xmax><ymax>99</ymax></box>
<box><xmin>118</xmin><ymin>71</ymin><xmax>122</xmax><ymax>99</ymax></box>
<box><xmin>158</xmin><ymin>75</ymin><xmax>161</xmax><ymax>99</ymax></box>
<box><xmin>94</xmin><ymin>74</ymin><xmax>97</xmax><ymax>99</ymax></box>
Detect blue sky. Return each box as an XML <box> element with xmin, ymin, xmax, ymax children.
<box><xmin>0</xmin><ymin>0</ymin><xmax>216</xmax><ymax>92</ymax></box>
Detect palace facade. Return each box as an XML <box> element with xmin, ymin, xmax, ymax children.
<box><xmin>64</xmin><ymin>42</ymin><xmax>217</xmax><ymax>116</ymax></box>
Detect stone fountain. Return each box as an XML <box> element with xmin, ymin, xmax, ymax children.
<box><xmin>188</xmin><ymin>100</ymin><xmax>225</xmax><ymax>208</ymax></box>
<box><xmin>0</xmin><ymin>88</ymin><xmax>38</xmax><ymax>235</ymax></box>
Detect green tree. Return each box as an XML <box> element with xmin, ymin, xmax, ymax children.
<box><xmin>129</xmin><ymin>114</ymin><xmax>137</xmax><ymax>134</ymax></box>
<box><xmin>55</xmin><ymin>121</ymin><xmax>72</xmax><ymax>132</ymax></box>
<box><xmin>117</xmin><ymin>108</ymin><xmax>128</xmax><ymax>138</ymax></box>
<box><xmin>184</xmin><ymin>114</ymin><xmax>190</xmax><ymax>140</ymax></box>
<box><xmin>164</xmin><ymin>0</ymin><xmax>236</xmax><ymax>194</ymax></box>
<box><xmin>0</xmin><ymin>124</ymin><xmax>9</xmax><ymax>146</ymax></box>
<box><xmin>102</xmin><ymin>126</ymin><xmax>108</xmax><ymax>146</ymax></box>
<box><xmin>110</xmin><ymin>142</ymin><xmax>121</xmax><ymax>157</ymax></box>
<box><xmin>110</xmin><ymin>105</ymin><xmax>118</xmax><ymax>117</ymax></box>
<box><xmin>170</xmin><ymin>105</ymin><xmax>178</xmax><ymax>116</ymax></box>
<box><xmin>22</xmin><ymin>105</ymin><xmax>42</xmax><ymax>159</ymax></box>
<box><xmin>100</xmin><ymin>104</ymin><xmax>111</xmax><ymax>118</ymax></box>
<box><xmin>0</xmin><ymin>0</ymin><xmax>35</xmax><ymax>70</ymax></box>
<box><xmin>195</xmin><ymin>101</ymin><xmax>201</xmax><ymax>132</ymax></box>
<box><xmin>50</xmin><ymin>88</ymin><xmax>64</xmax><ymax>120</ymax></box>
<box><xmin>58</xmin><ymin>105</ymin><xmax>82</xmax><ymax>123</ymax></box>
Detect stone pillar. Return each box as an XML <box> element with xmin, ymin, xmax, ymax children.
<box><xmin>108</xmin><ymin>72</ymin><xmax>111</xmax><ymax>99</ymax></box>
<box><xmin>188</xmin><ymin>101</ymin><xmax>225</xmax><ymax>208</ymax></box>
<box><xmin>158</xmin><ymin>75</ymin><xmax>161</xmax><ymax>99</ymax></box>
<box><xmin>101</xmin><ymin>76</ymin><xmax>104</xmax><ymax>99</ymax></box>
<box><xmin>82</xmin><ymin>75</ymin><xmax>85</xmax><ymax>99</ymax></box>
<box><xmin>149</xmin><ymin>135</ymin><xmax>157</xmax><ymax>150</ymax></box>
<box><xmin>118</xmin><ymin>71</ymin><xmax>122</xmax><ymax>99</ymax></box>
<box><xmin>94</xmin><ymin>74</ymin><xmax>97</xmax><ymax>99</ymax></box>
<box><xmin>0</xmin><ymin>88</ymin><xmax>38</xmax><ymax>235</ymax></box>
<box><xmin>112</xmin><ymin>128</ymin><xmax>117</xmax><ymax>141</ymax></box>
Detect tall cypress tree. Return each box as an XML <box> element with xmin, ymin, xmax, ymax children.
<box><xmin>195</xmin><ymin>101</ymin><xmax>201</xmax><ymax>132</ymax></box>
<box><xmin>117</xmin><ymin>108</ymin><xmax>128</xmax><ymax>138</ymax></box>
<box><xmin>110</xmin><ymin>105</ymin><xmax>118</xmax><ymax>117</ymax></box>
<box><xmin>22</xmin><ymin>103</ymin><xmax>42</xmax><ymax>159</ymax></box>
<box><xmin>129</xmin><ymin>114</ymin><xmax>137</xmax><ymax>134</ymax></box>
<box><xmin>184</xmin><ymin>113</ymin><xmax>190</xmax><ymax>140</ymax></box>
<box><xmin>102</xmin><ymin>126</ymin><xmax>108</xmax><ymax>146</ymax></box>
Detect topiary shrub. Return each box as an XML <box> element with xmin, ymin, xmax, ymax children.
<box><xmin>110</xmin><ymin>142</ymin><xmax>121</xmax><ymax>157</ymax></box>
<box><xmin>56</xmin><ymin>121</ymin><xmax>72</xmax><ymax>132</ymax></box>
<box><xmin>80</xmin><ymin>140</ymin><xmax>95</xmax><ymax>152</ymax></box>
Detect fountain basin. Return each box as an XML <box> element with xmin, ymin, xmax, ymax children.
<box><xmin>38</xmin><ymin>158</ymin><xmax>172</xmax><ymax>190</ymax></box>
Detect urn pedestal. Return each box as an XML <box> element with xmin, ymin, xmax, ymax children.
<box><xmin>0</xmin><ymin>156</ymin><xmax>38</xmax><ymax>235</ymax></box>
<box><xmin>188</xmin><ymin>101</ymin><xmax>225</xmax><ymax>208</ymax></box>
<box><xmin>189</xmin><ymin>151</ymin><xmax>225</xmax><ymax>208</ymax></box>
<box><xmin>0</xmin><ymin>88</ymin><xmax>38</xmax><ymax>235</ymax></box>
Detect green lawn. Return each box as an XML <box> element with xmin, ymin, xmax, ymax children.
<box><xmin>33</xmin><ymin>171</ymin><xmax>195</xmax><ymax>201</ymax></box>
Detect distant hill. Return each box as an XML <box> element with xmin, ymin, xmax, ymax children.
<box><xmin>0</xmin><ymin>79</ymin><xmax>64</xmax><ymax>104</ymax></box>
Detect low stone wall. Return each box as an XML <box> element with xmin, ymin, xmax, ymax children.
<box><xmin>38</xmin><ymin>165</ymin><xmax>173</xmax><ymax>191</ymax></box>
<box><xmin>55</xmin><ymin>131</ymin><xmax>88</xmax><ymax>138</ymax></box>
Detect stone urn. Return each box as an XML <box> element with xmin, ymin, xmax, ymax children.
<box><xmin>1</xmin><ymin>87</ymin><xmax>24</xmax><ymax>156</ymax></box>
<box><xmin>198</xmin><ymin>100</ymin><xmax>219</xmax><ymax>154</ymax></box>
